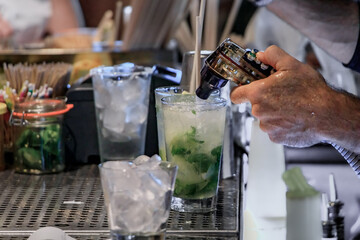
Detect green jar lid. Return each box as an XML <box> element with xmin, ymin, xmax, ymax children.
<box><xmin>0</xmin><ymin>103</ymin><xmax>7</xmax><ymax>115</ymax></box>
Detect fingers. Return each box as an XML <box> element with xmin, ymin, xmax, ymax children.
<box><xmin>257</xmin><ymin>45</ymin><xmax>300</xmax><ymax>71</ymax></box>
<box><xmin>230</xmin><ymin>84</ymin><xmax>249</xmax><ymax>104</ymax></box>
<box><xmin>230</xmin><ymin>79</ymin><xmax>266</xmax><ymax>104</ymax></box>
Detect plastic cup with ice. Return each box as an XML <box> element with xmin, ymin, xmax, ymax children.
<box><xmin>90</xmin><ymin>63</ymin><xmax>152</xmax><ymax>162</ymax></box>
<box><xmin>99</xmin><ymin>154</ymin><xmax>178</xmax><ymax>239</ymax></box>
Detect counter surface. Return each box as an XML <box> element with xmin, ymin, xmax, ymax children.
<box><xmin>0</xmin><ymin>163</ymin><xmax>242</xmax><ymax>239</ymax></box>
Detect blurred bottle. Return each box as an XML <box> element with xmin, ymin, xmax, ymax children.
<box><xmin>245</xmin><ymin>119</ymin><xmax>286</xmax><ymax>240</ymax></box>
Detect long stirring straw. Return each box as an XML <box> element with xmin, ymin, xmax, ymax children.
<box><xmin>189</xmin><ymin>0</ymin><xmax>206</xmax><ymax>94</ymax></box>
<box><xmin>194</xmin><ymin>16</ymin><xmax>201</xmax><ymax>90</ymax></box>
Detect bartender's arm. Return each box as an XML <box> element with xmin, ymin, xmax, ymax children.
<box><xmin>264</xmin><ymin>0</ymin><xmax>359</xmax><ymax>68</ymax></box>
<box><xmin>230</xmin><ymin>45</ymin><xmax>360</xmax><ymax>154</ymax></box>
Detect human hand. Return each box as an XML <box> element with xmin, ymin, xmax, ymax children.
<box><xmin>230</xmin><ymin>45</ymin><xmax>357</xmax><ymax>149</ymax></box>
<box><xmin>0</xmin><ymin>14</ymin><xmax>12</xmax><ymax>39</ymax></box>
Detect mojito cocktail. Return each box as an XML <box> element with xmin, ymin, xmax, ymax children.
<box><xmin>161</xmin><ymin>94</ymin><xmax>226</xmax><ymax>212</ymax></box>
<box><xmin>155</xmin><ymin>86</ymin><xmax>185</xmax><ymax>161</ymax></box>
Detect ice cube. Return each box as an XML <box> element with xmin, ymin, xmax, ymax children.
<box><xmin>133</xmin><ymin>155</ymin><xmax>150</xmax><ymax>165</ymax></box>
<box><xmin>94</xmin><ymin>86</ymin><xmax>111</xmax><ymax>109</ymax></box>
<box><xmin>101</xmin><ymin>162</ymin><xmax>141</xmax><ymax>195</ymax></box>
<box><xmin>103</xmin><ymin>162</ymin><xmax>133</xmax><ymax>184</ymax></box>
<box><xmin>143</xmin><ymin>189</ymin><xmax>156</xmax><ymax>201</ymax></box>
<box><xmin>109</xmin><ymin>132</ymin><xmax>131</xmax><ymax>142</ymax></box>
<box><xmin>103</xmin><ymin>108</ymin><xmax>126</xmax><ymax>134</ymax></box>
<box><xmin>143</xmin><ymin>169</ymin><xmax>172</xmax><ymax>194</ymax></box>
<box><xmin>116</xmin><ymin>62</ymin><xmax>135</xmax><ymax>73</ymax></box>
<box><xmin>109</xmin><ymin>87</ymin><xmax>126</xmax><ymax>112</ymax></box>
<box><xmin>124</xmin><ymin>122</ymin><xmax>140</xmax><ymax>137</ymax></box>
<box><xmin>113</xmin><ymin>190</ymin><xmax>155</xmax><ymax>233</ymax></box>
<box><xmin>101</xmin><ymin>127</ymin><xmax>111</xmax><ymax>138</ymax></box>
<box><xmin>140</xmin><ymin>172</ymin><xmax>167</xmax><ymax>196</ymax></box>
<box><xmin>134</xmin><ymin>154</ymin><xmax>161</xmax><ymax>169</ymax></box>
<box><xmin>102</xmin><ymin>160</ymin><xmax>132</xmax><ymax>170</ymax></box>
<box><xmin>123</xmin><ymin>79</ymin><xmax>143</xmax><ymax>103</ymax></box>
<box><xmin>125</xmin><ymin>103</ymin><xmax>148</xmax><ymax>124</ymax></box>
<box><xmin>98</xmin><ymin>110</ymin><xmax>103</xmax><ymax>121</ymax></box>
<box><xmin>150</xmin><ymin>154</ymin><xmax>162</xmax><ymax>162</ymax></box>
<box><xmin>91</xmin><ymin>75</ymin><xmax>103</xmax><ymax>89</ymax></box>
<box><xmin>136</xmin><ymin>76</ymin><xmax>150</xmax><ymax>98</ymax></box>
<box><xmin>101</xmin><ymin>125</ymin><xmax>129</xmax><ymax>142</ymax></box>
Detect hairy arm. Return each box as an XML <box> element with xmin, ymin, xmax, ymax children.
<box><xmin>266</xmin><ymin>0</ymin><xmax>359</xmax><ymax>64</ymax></box>
<box><xmin>230</xmin><ymin>45</ymin><xmax>360</xmax><ymax>154</ymax></box>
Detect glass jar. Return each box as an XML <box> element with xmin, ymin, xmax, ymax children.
<box><xmin>0</xmin><ymin>103</ymin><xmax>7</xmax><ymax>171</ymax></box>
<box><xmin>10</xmin><ymin>99</ymin><xmax>73</xmax><ymax>174</ymax></box>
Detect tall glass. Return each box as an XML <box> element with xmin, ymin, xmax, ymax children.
<box><xmin>154</xmin><ymin>86</ymin><xmax>185</xmax><ymax>160</ymax></box>
<box><xmin>154</xmin><ymin>51</ymin><xmax>212</xmax><ymax>161</ymax></box>
<box><xmin>161</xmin><ymin>94</ymin><xmax>227</xmax><ymax>212</ymax></box>
<box><xmin>90</xmin><ymin>63</ymin><xmax>152</xmax><ymax>162</ymax></box>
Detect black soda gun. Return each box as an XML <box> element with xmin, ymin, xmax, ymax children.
<box><xmin>196</xmin><ymin>39</ymin><xmax>360</xmax><ymax>179</ymax></box>
<box><xmin>196</xmin><ymin>38</ymin><xmax>275</xmax><ymax>100</ymax></box>
<box><xmin>196</xmin><ymin>39</ymin><xmax>360</xmax><ymax>181</ymax></box>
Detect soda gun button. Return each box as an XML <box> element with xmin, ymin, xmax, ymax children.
<box><xmin>260</xmin><ymin>63</ymin><xmax>269</xmax><ymax>70</ymax></box>
<box><xmin>247</xmin><ymin>51</ymin><xmax>256</xmax><ymax>61</ymax></box>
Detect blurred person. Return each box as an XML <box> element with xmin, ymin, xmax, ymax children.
<box><xmin>0</xmin><ymin>14</ymin><xmax>12</xmax><ymax>39</ymax></box>
<box><xmin>0</xmin><ymin>0</ymin><xmax>81</xmax><ymax>48</ymax></box>
<box><xmin>230</xmin><ymin>0</ymin><xmax>360</xmax><ymax>159</ymax></box>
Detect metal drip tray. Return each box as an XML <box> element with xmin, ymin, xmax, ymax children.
<box><xmin>0</xmin><ymin>163</ymin><xmax>241</xmax><ymax>239</ymax></box>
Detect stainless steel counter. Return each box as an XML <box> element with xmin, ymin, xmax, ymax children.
<box><xmin>0</xmin><ymin>159</ymin><xmax>242</xmax><ymax>239</ymax></box>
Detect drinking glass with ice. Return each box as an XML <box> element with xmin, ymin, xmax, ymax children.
<box><xmin>99</xmin><ymin>154</ymin><xmax>177</xmax><ymax>240</ymax></box>
<box><xmin>90</xmin><ymin>63</ymin><xmax>152</xmax><ymax>162</ymax></box>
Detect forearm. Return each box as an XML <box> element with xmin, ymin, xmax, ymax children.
<box><xmin>266</xmin><ymin>0</ymin><xmax>359</xmax><ymax>64</ymax></box>
<box><xmin>317</xmin><ymin>88</ymin><xmax>360</xmax><ymax>154</ymax></box>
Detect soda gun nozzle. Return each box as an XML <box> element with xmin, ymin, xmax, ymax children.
<box><xmin>195</xmin><ymin>38</ymin><xmax>275</xmax><ymax>100</ymax></box>
<box><xmin>196</xmin><ymin>66</ymin><xmax>228</xmax><ymax>99</ymax></box>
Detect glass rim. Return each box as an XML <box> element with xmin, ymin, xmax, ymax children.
<box><xmin>98</xmin><ymin>160</ymin><xmax>178</xmax><ymax>171</ymax></box>
<box><xmin>155</xmin><ymin>86</ymin><xmax>184</xmax><ymax>94</ymax></box>
<box><xmin>160</xmin><ymin>94</ymin><xmax>227</xmax><ymax>107</ymax></box>
<box><xmin>90</xmin><ymin>64</ymin><xmax>153</xmax><ymax>75</ymax></box>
